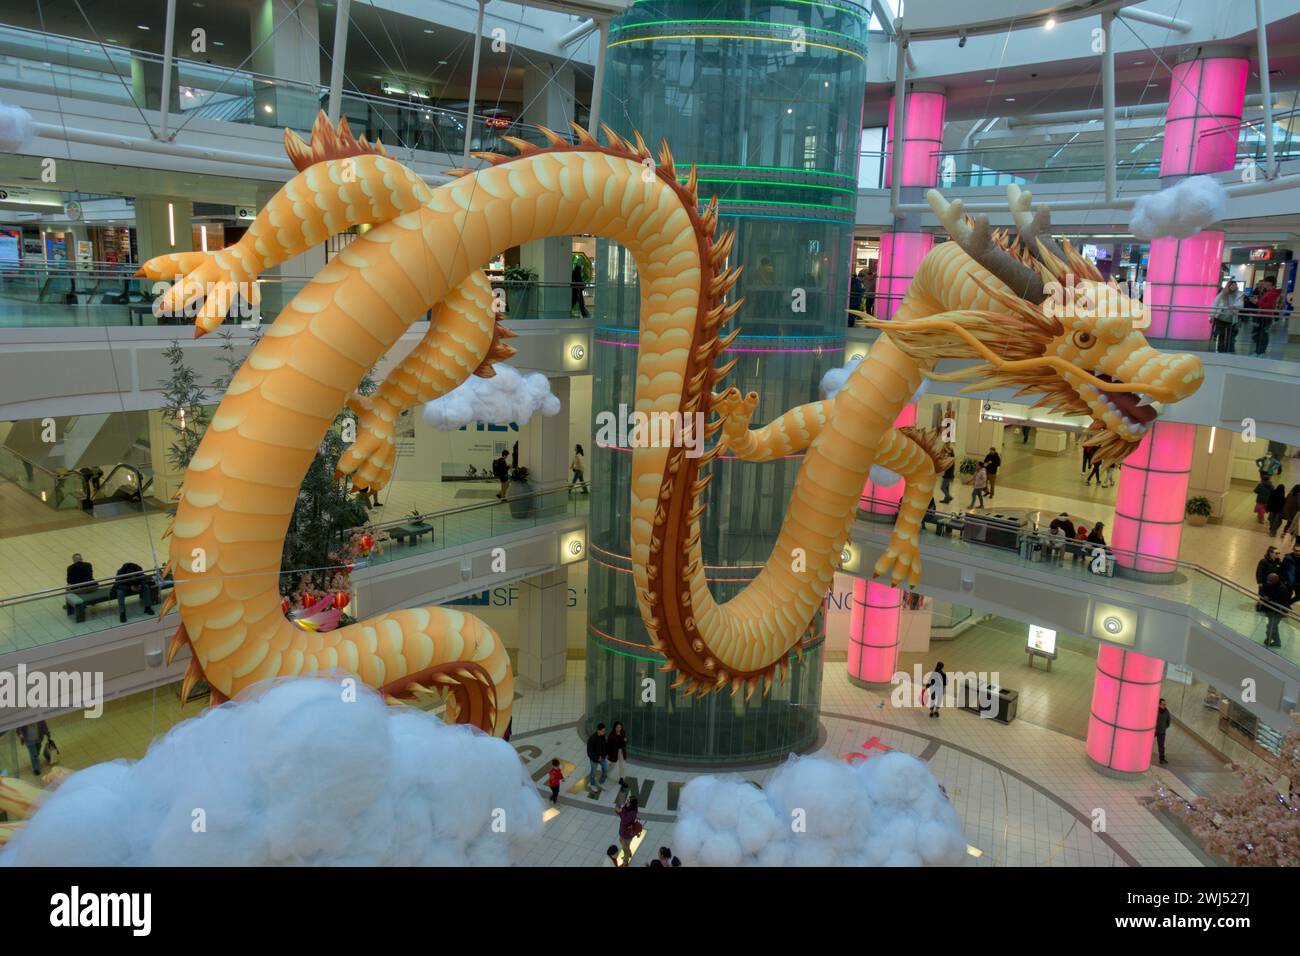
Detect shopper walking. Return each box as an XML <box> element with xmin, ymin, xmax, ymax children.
<box><xmin>1267</xmin><ymin>481</ymin><xmax>1288</xmax><ymax>536</ymax></box>
<box><xmin>1154</xmin><ymin>698</ymin><xmax>1171</xmax><ymax>765</ymax></box>
<box><xmin>939</xmin><ymin>446</ymin><xmax>955</xmax><ymax>503</ymax></box>
<box><xmin>1081</xmin><ymin>442</ymin><xmax>1096</xmax><ymax>474</ymax></box>
<box><xmin>1257</xmin><ymin>545</ymin><xmax>1284</xmax><ymax>610</ymax></box>
<box><xmin>607</xmin><ymin>720</ymin><xmax>629</xmax><ymax>787</ymax></box>
<box><xmin>1085</xmin><ymin>455</ymin><xmax>1104</xmax><ymax>486</ymax></box>
<box><xmin>1282</xmin><ymin>541</ymin><xmax>1300</xmax><ymax>599</ymax></box>
<box><xmin>1255</xmin><ymin>474</ymin><xmax>1276</xmax><ymax>525</ymax></box>
<box><xmin>16</xmin><ymin>721</ymin><xmax>50</xmax><ymax>776</ymax></box>
<box><xmin>1282</xmin><ymin>485</ymin><xmax>1300</xmax><ymax>540</ymax></box>
<box><xmin>571</xmin><ymin>261</ymin><xmax>589</xmax><ymax>318</ymax></box>
<box><xmin>492</xmin><ymin>450</ymin><xmax>511</xmax><ymax>500</ymax></box>
<box><xmin>547</xmin><ymin>758</ymin><xmax>565</xmax><ymax>804</ymax></box>
<box><xmin>969</xmin><ymin>464</ymin><xmax>988</xmax><ymax>510</ymax></box>
<box><xmin>570</xmin><ymin>444</ymin><xmax>587</xmax><ymax>494</ymax></box>
<box><xmin>982</xmin><ymin>447</ymin><xmax>1002</xmax><ymax>498</ymax></box>
<box><xmin>926</xmin><ymin>662</ymin><xmax>947</xmax><ymax>717</ymax></box>
<box><xmin>614</xmin><ymin>796</ymin><xmax>642</xmax><ymax>864</ymax></box>
<box><xmin>1256</xmin><ymin>450</ymin><xmax>1282</xmax><ymax>484</ymax></box>
<box><xmin>586</xmin><ymin>723</ymin><xmax>609</xmax><ymax>791</ymax></box>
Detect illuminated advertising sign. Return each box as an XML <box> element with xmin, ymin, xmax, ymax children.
<box><xmin>1027</xmin><ymin>624</ymin><xmax>1057</xmax><ymax>658</ymax></box>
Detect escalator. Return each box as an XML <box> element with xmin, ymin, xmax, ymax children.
<box><xmin>85</xmin><ymin>463</ymin><xmax>159</xmax><ymax>517</ymax></box>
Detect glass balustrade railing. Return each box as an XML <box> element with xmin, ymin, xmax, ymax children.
<box><xmin>855</xmin><ymin>494</ymin><xmax>1300</xmax><ymax>669</ymax></box>
<box><xmin>0</xmin><ymin>446</ymin><xmax>88</xmax><ymax>511</ymax></box>
<box><xmin>0</xmin><ymin>23</ymin><xmax>577</xmax><ymax>160</ymax></box>
<box><xmin>0</xmin><ymin>264</ymin><xmax>595</xmax><ymax>328</ymax></box>
<box><xmin>0</xmin><ymin>481</ymin><xmax>588</xmax><ymax>656</ymax></box>
<box><xmin>857</xmin><ymin>106</ymin><xmax>1300</xmax><ymax>189</ymax></box>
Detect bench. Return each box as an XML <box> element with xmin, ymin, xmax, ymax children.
<box><xmin>391</xmin><ymin>523</ymin><xmax>434</xmax><ymax>547</ymax></box>
<box><xmin>64</xmin><ymin>578</ymin><xmax>173</xmax><ymax>623</ymax></box>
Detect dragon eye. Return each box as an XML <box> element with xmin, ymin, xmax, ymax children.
<box><xmin>1073</xmin><ymin>331</ymin><xmax>1095</xmax><ymax>349</ymax></box>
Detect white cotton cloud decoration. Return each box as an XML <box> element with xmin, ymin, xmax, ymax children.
<box><xmin>1128</xmin><ymin>175</ymin><xmax>1228</xmax><ymax>240</ymax></box>
<box><xmin>0</xmin><ymin>678</ymin><xmax>543</xmax><ymax>866</ymax></box>
<box><xmin>0</xmin><ymin>104</ymin><xmax>35</xmax><ymax>152</ymax></box>
<box><xmin>422</xmin><ymin>363</ymin><xmax>561</xmax><ymax>430</ymax></box>
<box><xmin>821</xmin><ymin>359</ymin><xmax>927</xmax><ymax>486</ymax></box>
<box><xmin>672</xmin><ymin>752</ymin><xmax>967</xmax><ymax>867</ymax></box>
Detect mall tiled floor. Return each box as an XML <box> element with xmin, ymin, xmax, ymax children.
<box><xmin>7</xmin><ymin>634</ymin><xmax>1232</xmax><ymax>867</ymax></box>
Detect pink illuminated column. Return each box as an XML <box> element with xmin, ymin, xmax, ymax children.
<box><xmin>859</xmin><ymin>402</ymin><xmax>917</xmax><ymax>514</ymax></box>
<box><xmin>1144</xmin><ymin>54</ymin><xmax>1246</xmax><ymax>341</ymax></box>
<box><xmin>847</xmin><ymin>579</ymin><xmax>901</xmax><ymax>684</ymax></box>
<box><xmin>1111</xmin><ymin>422</ymin><xmax>1195</xmax><ymax>576</ymax></box>
<box><xmin>884</xmin><ymin>90</ymin><xmax>947</xmax><ymax>188</ymax></box>
<box><xmin>1086</xmin><ymin>645</ymin><xmax>1165</xmax><ymax>774</ymax></box>
<box><xmin>874</xmin><ymin>231</ymin><xmax>934</xmax><ymax>322</ymax></box>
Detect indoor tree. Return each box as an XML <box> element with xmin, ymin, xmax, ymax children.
<box><xmin>1157</xmin><ymin>714</ymin><xmax>1300</xmax><ymax>866</ymax></box>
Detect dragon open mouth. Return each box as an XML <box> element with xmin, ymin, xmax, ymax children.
<box><xmin>1089</xmin><ymin>371</ymin><xmax>1160</xmax><ymax>431</ymax></box>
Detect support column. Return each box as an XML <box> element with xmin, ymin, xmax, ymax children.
<box><xmin>1186</xmin><ymin>425</ymin><xmax>1233</xmax><ymax>519</ymax></box>
<box><xmin>1144</xmin><ymin>50</ymin><xmax>1247</xmax><ymax>343</ymax></box>
<box><xmin>133</xmin><ymin>196</ymin><xmax>193</xmax><ymax>261</ymax></box>
<box><xmin>1111</xmin><ymin>422</ymin><xmax>1195</xmax><ymax>577</ymax></box>
<box><xmin>847</xmin><ymin>579</ymin><xmax>901</xmax><ymax>685</ymax></box>
<box><xmin>849</xmin><ymin>85</ymin><xmax>947</xmax><ymax>674</ymax></box>
<box><xmin>519</xmin><ymin>62</ymin><xmax>578</xmax><ymax>294</ymax></box>
<box><xmin>1115</xmin><ymin>48</ymin><xmax>1246</xmax><ymax>575</ymax></box>
<box><xmin>1086</xmin><ymin>645</ymin><xmax>1165</xmax><ymax>774</ymax></box>
<box><xmin>249</xmin><ymin>0</ymin><xmax>322</xmax><ymax>131</ymax></box>
<box><xmin>516</xmin><ymin>568</ymin><xmax>569</xmax><ymax>689</ymax></box>
<box><xmin>521</xmin><ymin>376</ymin><xmax>569</xmax><ymax>486</ymax></box>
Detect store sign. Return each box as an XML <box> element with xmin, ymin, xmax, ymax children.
<box><xmin>1249</xmin><ymin>247</ymin><xmax>1274</xmax><ymax>261</ymax></box>
<box><xmin>1027</xmin><ymin>624</ymin><xmax>1057</xmax><ymax>658</ymax></box>
<box><xmin>485</xmin><ymin>115</ymin><xmax>513</xmax><ymax>129</ymax></box>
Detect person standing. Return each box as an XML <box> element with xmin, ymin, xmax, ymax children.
<box><xmin>848</xmin><ymin>270</ymin><xmax>864</xmax><ymax>318</ymax></box>
<box><xmin>1282</xmin><ymin>541</ymin><xmax>1300</xmax><ymax>599</ymax></box>
<box><xmin>614</xmin><ymin>796</ymin><xmax>642</xmax><ymax>864</ymax></box>
<box><xmin>1251</xmin><ymin>276</ymin><xmax>1282</xmax><ymax>356</ymax></box>
<box><xmin>547</xmin><ymin>758</ymin><xmax>565</xmax><ymax>805</ymax></box>
<box><xmin>1267</xmin><ymin>481</ymin><xmax>1288</xmax><ymax>536</ymax></box>
<box><xmin>16</xmin><ymin>721</ymin><xmax>49</xmax><ymax>776</ymax></box>
<box><xmin>1282</xmin><ymin>485</ymin><xmax>1300</xmax><ymax>540</ymax></box>
<box><xmin>1254</xmin><ymin>474</ymin><xmax>1276</xmax><ymax>525</ymax></box>
<box><xmin>571</xmin><ymin>260</ymin><xmax>589</xmax><ymax>318</ymax></box>
<box><xmin>1154</xmin><ymin>699</ymin><xmax>1171</xmax><ymax>765</ymax></box>
<box><xmin>1256</xmin><ymin>450</ymin><xmax>1282</xmax><ymax>484</ymax></box>
<box><xmin>862</xmin><ymin>266</ymin><xmax>876</xmax><ymax>316</ymax></box>
<box><xmin>939</xmin><ymin>445</ymin><xmax>955</xmax><ymax>503</ymax></box>
<box><xmin>926</xmin><ymin>662</ymin><xmax>947</xmax><ymax>718</ymax></box>
<box><xmin>969</xmin><ymin>464</ymin><xmax>988</xmax><ymax>510</ymax></box>
<box><xmin>1085</xmin><ymin>454</ymin><xmax>1104</xmax><ymax>486</ymax></box>
<box><xmin>607</xmin><ymin>720</ymin><xmax>629</xmax><ymax>788</ymax></box>
<box><xmin>1081</xmin><ymin>442</ymin><xmax>1096</xmax><ymax>475</ymax></box>
<box><xmin>1210</xmin><ymin>279</ymin><xmax>1242</xmax><ymax>353</ymax></box>
<box><xmin>570</xmin><ymin>444</ymin><xmax>587</xmax><ymax>494</ymax></box>
<box><xmin>1257</xmin><ymin>545</ymin><xmax>1284</xmax><ymax>609</ymax></box>
<box><xmin>492</xmin><ymin>450</ymin><xmax>511</xmax><ymax>500</ymax></box>
<box><xmin>586</xmin><ymin>722</ymin><xmax>609</xmax><ymax>791</ymax></box>
<box><xmin>982</xmin><ymin>447</ymin><xmax>1001</xmax><ymax>498</ymax></box>
<box><xmin>1260</xmin><ymin>573</ymin><xmax>1291</xmax><ymax>648</ymax></box>
<box><xmin>66</xmin><ymin>553</ymin><xmax>95</xmax><ymax>592</ymax></box>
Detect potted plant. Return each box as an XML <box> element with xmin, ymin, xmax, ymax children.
<box><xmin>958</xmin><ymin>457</ymin><xmax>980</xmax><ymax>485</ymax></box>
<box><xmin>507</xmin><ymin>465</ymin><xmax>534</xmax><ymax>518</ymax></box>
<box><xmin>502</xmin><ymin>264</ymin><xmax>538</xmax><ymax>318</ymax></box>
<box><xmin>1185</xmin><ymin>496</ymin><xmax>1213</xmax><ymax>526</ymax></box>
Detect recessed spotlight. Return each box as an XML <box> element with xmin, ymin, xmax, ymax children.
<box><xmin>1102</xmin><ymin>616</ymin><xmax>1123</xmax><ymax>635</ymax></box>
<box><xmin>984</xmin><ymin>78</ymin><xmax>995</xmax><ymax>83</ymax></box>
<box><xmin>438</xmin><ymin>60</ymin><xmax>447</xmax><ymax>65</ymax></box>
<box><xmin>262</xmin><ymin>104</ymin><xmax>273</xmax><ymax>113</ymax></box>
<box><xmin>137</xmin><ymin>24</ymin><xmax>150</xmax><ymax>30</ymax></box>
<box><xmin>1005</xmin><ymin>97</ymin><xmax>1016</xmax><ymax>102</ymax></box>
<box><xmin>424</xmin><ymin>28</ymin><xmax>435</xmax><ymax>34</ymax></box>
<box><xmin>570</xmin><ymin>343</ymin><xmax>586</xmax><ymax>361</ymax></box>
<box><xmin>1045</xmin><ymin>17</ymin><xmax>1056</xmax><ymax>29</ymax></box>
<box><xmin>823</xmin><ymin>81</ymin><xmax>829</xmax><ymax>87</ymax></box>
<box><xmin>786</xmin><ymin>107</ymin><xmax>793</xmax><ymax>114</ymax></box>
<box><xmin>213</xmin><ymin>40</ymin><xmax>224</xmax><ymax>46</ymax></box>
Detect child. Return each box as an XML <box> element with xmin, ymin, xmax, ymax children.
<box><xmin>1103</xmin><ymin>462</ymin><xmax>1118</xmax><ymax>488</ymax></box>
<box><xmin>547</xmin><ymin>758</ymin><xmax>565</xmax><ymax>804</ymax></box>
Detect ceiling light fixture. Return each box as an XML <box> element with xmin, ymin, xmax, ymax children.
<box><xmin>1005</xmin><ymin>97</ymin><xmax>1016</xmax><ymax>102</ymax></box>
<box><xmin>137</xmin><ymin>24</ymin><xmax>150</xmax><ymax>30</ymax></box>
<box><xmin>1045</xmin><ymin>17</ymin><xmax>1056</xmax><ymax>29</ymax></box>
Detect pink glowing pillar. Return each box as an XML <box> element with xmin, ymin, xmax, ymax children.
<box><xmin>848</xmin><ymin>578</ymin><xmax>901</xmax><ymax>684</ymax></box>
<box><xmin>1111</xmin><ymin>422</ymin><xmax>1195</xmax><ymax>575</ymax></box>
<box><xmin>874</xmin><ymin>231</ymin><xmax>934</xmax><ymax>322</ymax></box>
<box><xmin>1086</xmin><ymin>645</ymin><xmax>1166</xmax><ymax>774</ymax></box>
<box><xmin>884</xmin><ymin>91</ymin><xmax>947</xmax><ymax>188</ymax></box>
<box><xmin>1144</xmin><ymin>55</ymin><xmax>1246</xmax><ymax>340</ymax></box>
<box><xmin>860</xmin><ymin>401</ymin><xmax>917</xmax><ymax>514</ymax></box>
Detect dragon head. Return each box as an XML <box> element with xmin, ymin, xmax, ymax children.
<box><xmin>871</xmin><ymin>186</ymin><xmax>1203</xmax><ymax>462</ymax></box>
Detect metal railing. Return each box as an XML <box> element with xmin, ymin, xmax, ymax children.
<box><xmin>0</xmin><ymin>480</ymin><xmax>587</xmax><ymax>654</ymax></box>
<box><xmin>855</xmin><ymin>492</ymin><xmax>1300</xmax><ymax>668</ymax></box>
